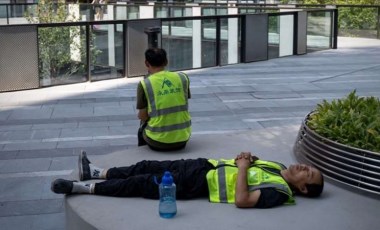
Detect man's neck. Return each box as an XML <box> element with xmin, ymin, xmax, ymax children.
<box><xmin>280</xmin><ymin>169</ymin><xmax>290</xmax><ymax>182</ymax></box>
<box><xmin>149</xmin><ymin>67</ymin><xmax>165</xmax><ymax>74</ymax></box>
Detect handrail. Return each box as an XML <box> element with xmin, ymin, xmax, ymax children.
<box><xmin>1</xmin><ymin>10</ymin><xmax>320</xmax><ymax>28</ymax></box>
<box><xmin>0</xmin><ymin>1</ymin><xmax>379</xmax><ymax>7</ymax></box>
<box><xmin>0</xmin><ymin>8</ymin><xmax>338</xmax><ymax>92</ymax></box>
<box><xmin>0</xmin><ymin>2</ymin><xmax>335</xmax><ymax>25</ymax></box>
<box><xmin>0</xmin><ymin>2</ymin><xmax>374</xmax><ymax>39</ymax></box>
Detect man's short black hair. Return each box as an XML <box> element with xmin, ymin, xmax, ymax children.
<box><xmin>304</xmin><ymin>174</ymin><xmax>324</xmax><ymax>198</ymax></box>
<box><xmin>291</xmin><ymin>173</ymin><xmax>324</xmax><ymax>198</ymax></box>
<box><xmin>145</xmin><ymin>48</ymin><xmax>168</xmax><ymax>67</ymax></box>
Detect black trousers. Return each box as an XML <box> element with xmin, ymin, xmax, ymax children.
<box><xmin>94</xmin><ymin>158</ymin><xmax>214</xmax><ymax>200</ymax></box>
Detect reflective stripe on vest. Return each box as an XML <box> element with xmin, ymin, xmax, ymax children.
<box><xmin>145</xmin><ymin>120</ymin><xmax>191</xmax><ymax>132</ymax></box>
<box><xmin>248</xmin><ymin>183</ymin><xmax>289</xmax><ymax>192</ymax></box>
<box><xmin>143</xmin><ymin>72</ymin><xmax>189</xmax><ymax>118</ymax></box>
<box><xmin>217</xmin><ymin>161</ymin><xmax>228</xmax><ymax>203</ymax></box>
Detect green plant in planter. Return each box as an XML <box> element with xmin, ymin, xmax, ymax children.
<box><xmin>307</xmin><ymin>90</ymin><xmax>380</xmax><ymax>153</ymax></box>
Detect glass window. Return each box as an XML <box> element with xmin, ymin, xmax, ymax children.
<box><xmin>220</xmin><ymin>17</ymin><xmax>241</xmax><ymax>65</ymax></box>
<box><xmin>307</xmin><ymin>11</ymin><xmax>332</xmax><ymax>52</ymax></box>
<box><xmin>201</xmin><ymin>19</ymin><xmax>217</xmax><ymax>67</ymax></box>
<box><xmin>90</xmin><ymin>24</ymin><xmax>124</xmax><ymax>81</ymax></box>
<box><xmin>128</xmin><ymin>6</ymin><xmax>139</xmax><ymax>19</ymax></box>
<box><xmin>162</xmin><ymin>20</ymin><xmax>193</xmax><ymax>71</ymax></box>
<box><xmin>268</xmin><ymin>15</ymin><xmax>279</xmax><ymax>59</ymax></box>
<box><xmin>38</xmin><ymin>26</ymin><xmax>88</xmax><ymax>86</ymax></box>
<box><xmin>338</xmin><ymin>6</ymin><xmax>378</xmax><ymax>39</ymax></box>
<box><xmin>155</xmin><ymin>6</ymin><xmax>168</xmax><ymax>18</ymax></box>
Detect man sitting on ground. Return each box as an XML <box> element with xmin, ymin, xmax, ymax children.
<box><xmin>52</xmin><ymin>151</ymin><xmax>324</xmax><ymax>208</ymax></box>
<box><xmin>137</xmin><ymin>48</ymin><xmax>191</xmax><ymax>151</ymax></box>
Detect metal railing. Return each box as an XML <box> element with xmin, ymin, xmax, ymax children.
<box><xmin>0</xmin><ymin>2</ymin><xmax>378</xmax><ymax>39</ymax></box>
<box><xmin>0</xmin><ymin>7</ymin><xmax>337</xmax><ymax>92</ymax></box>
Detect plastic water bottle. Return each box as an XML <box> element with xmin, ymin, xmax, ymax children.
<box><xmin>159</xmin><ymin>171</ymin><xmax>177</xmax><ymax>218</ymax></box>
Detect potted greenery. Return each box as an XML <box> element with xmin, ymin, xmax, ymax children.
<box><xmin>307</xmin><ymin>90</ymin><xmax>380</xmax><ymax>153</ymax></box>
<box><xmin>294</xmin><ymin>90</ymin><xmax>380</xmax><ymax>195</ymax></box>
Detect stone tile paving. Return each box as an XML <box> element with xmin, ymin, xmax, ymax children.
<box><xmin>0</xmin><ymin>37</ymin><xmax>379</xmax><ymax>229</ymax></box>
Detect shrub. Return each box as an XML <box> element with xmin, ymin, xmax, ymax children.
<box><xmin>307</xmin><ymin>90</ymin><xmax>380</xmax><ymax>153</ymax></box>
<box><xmin>24</xmin><ymin>0</ymin><xmax>101</xmax><ymax>81</ymax></box>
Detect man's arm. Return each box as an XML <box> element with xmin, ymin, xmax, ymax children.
<box><xmin>187</xmin><ymin>75</ymin><xmax>191</xmax><ymax>99</ymax></box>
<box><xmin>234</xmin><ymin>152</ymin><xmax>261</xmax><ymax>208</ymax></box>
<box><xmin>136</xmin><ymin>82</ymin><xmax>149</xmax><ymax>122</ymax></box>
<box><xmin>138</xmin><ymin>109</ymin><xmax>149</xmax><ymax>122</ymax></box>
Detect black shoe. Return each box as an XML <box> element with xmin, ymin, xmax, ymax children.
<box><xmin>79</xmin><ymin>150</ymin><xmax>91</xmax><ymax>181</ymax></box>
<box><xmin>51</xmin><ymin>179</ymin><xmax>73</xmax><ymax>194</ymax></box>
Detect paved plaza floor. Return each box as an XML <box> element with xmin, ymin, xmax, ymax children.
<box><xmin>0</xmin><ymin>37</ymin><xmax>379</xmax><ymax>229</ymax></box>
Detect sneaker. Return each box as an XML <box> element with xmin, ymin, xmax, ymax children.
<box><xmin>79</xmin><ymin>150</ymin><xmax>91</xmax><ymax>181</ymax></box>
<box><xmin>51</xmin><ymin>179</ymin><xmax>73</xmax><ymax>194</ymax></box>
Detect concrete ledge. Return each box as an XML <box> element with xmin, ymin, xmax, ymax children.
<box><xmin>65</xmin><ymin>126</ymin><xmax>380</xmax><ymax>230</ymax></box>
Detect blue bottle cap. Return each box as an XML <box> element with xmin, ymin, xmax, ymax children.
<box><xmin>161</xmin><ymin>171</ymin><xmax>173</xmax><ymax>185</ymax></box>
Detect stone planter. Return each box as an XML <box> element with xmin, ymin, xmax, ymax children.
<box><xmin>293</xmin><ymin>112</ymin><xmax>380</xmax><ymax>195</ymax></box>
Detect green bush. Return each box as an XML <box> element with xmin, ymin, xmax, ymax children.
<box><xmin>24</xmin><ymin>0</ymin><xmax>101</xmax><ymax>80</ymax></box>
<box><xmin>307</xmin><ymin>91</ymin><xmax>380</xmax><ymax>153</ymax></box>
<box><xmin>296</xmin><ymin>0</ymin><xmax>379</xmax><ymax>37</ymax></box>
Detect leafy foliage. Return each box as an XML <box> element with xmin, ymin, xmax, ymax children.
<box><xmin>25</xmin><ymin>0</ymin><xmax>77</xmax><ymax>79</ymax></box>
<box><xmin>289</xmin><ymin>0</ymin><xmax>379</xmax><ymax>4</ymax></box>
<box><xmin>307</xmin><ymin>91</ymin><xmax>380</xmax><ymax>153</ymax></box>
<box><xmin>284</xmin><ymin>0</ymin><xmax>379</xmax><ymax>37</ymax></box>
<box><xmin>25</xmin><ymin>0</ymin><xmax>101</xmax><ymax>81</ymax></box>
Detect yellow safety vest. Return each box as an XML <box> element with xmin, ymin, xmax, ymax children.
<box><xmin>206</xmin><ymin>159</ymin><xmax>295</xmax><ymax>204</ymax></box>
<box><xmin>140</xmin><ymin>71</ymin><xmax>191</xmax><ymax>143</ymax></box>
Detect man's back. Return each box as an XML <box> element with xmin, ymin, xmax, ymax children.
<box><xmin>137</xmin><ymin>48</ymin><xmax>191</xmax><ymax>151</ymax></box>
